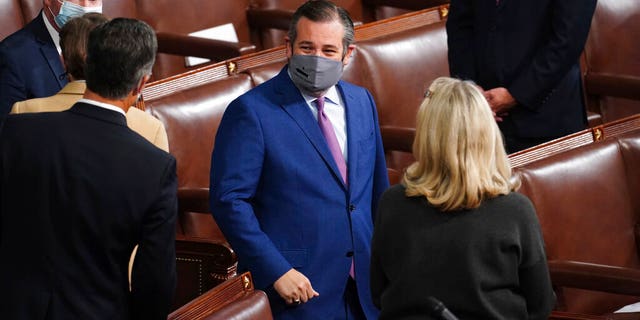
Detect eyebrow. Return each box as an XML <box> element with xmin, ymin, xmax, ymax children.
<box><xmin>297</xmin><ymin>41</ymin><xmax>339</xmax><ymax>50</ymax></box>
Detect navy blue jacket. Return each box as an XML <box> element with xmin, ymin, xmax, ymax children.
<box><xmin>447</xmin><ymin>0</ymin><xmax>597</xmax><ymax>138</ymax></box>
<box><xmin>0</xmin><ymin>12</ymin><xmax>67</xmax><ymax>115</ymax></box>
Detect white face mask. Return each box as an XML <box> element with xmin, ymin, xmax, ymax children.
<box><xmin>53</xmin><ymin>1</ymin><xmax>103</xmax><ymax>28</ymax></box>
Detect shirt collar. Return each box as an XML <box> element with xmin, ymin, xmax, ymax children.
<box><xmin>42</xmin><ymin>11</ymin><xmax>61</xmax><ymax>55</ymax></box>
<box><xmin>77</xmin><ymin>98</ymin><xmax>127</xmax><ymax>116</ymax></box>
<box><xmin>300</xmin><ymin>85</ymin><xmax>342</xmax><ymax>107</ymax></box>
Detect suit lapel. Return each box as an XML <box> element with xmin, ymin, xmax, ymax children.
<box><xmin>33</xmin><ymin>13</ymin><xmax>66</xmax><ymax>89</ymax></box>
<box><xmin>275</xmin><ymin>67</ymin><xmax>347</xmax><ymax>190</ymax></box>
<box><xmin>339</xmin><ymin>82</ymin><xmax>359</xmax><ymax>192</ymax></box>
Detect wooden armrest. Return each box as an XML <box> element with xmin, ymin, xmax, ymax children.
<box><xmin>247</xmin><ymin>8</ymin><xmax>294</xmax><ymax>31</ymax></box>
<box><xmin>381</xmin><ymin>126</ymin><xmax>415</xmax><ymax>153</ymax></box>
<box><xmin>178</xmin><ymin>187</ymin><xmax>210</xmax><ymax>213</ymax></box>
<box><xmin>156</xmin><ymin>32</ymin><xmax>256</xmax><ymax>61</ymax></box>
<box><xmin>169</xmin><ymin>272</ymin><xmax>272</xmax><ymax>320</ymax></box>
<box><xmin>584</xmin><ymin>73</ymin><xmax>640</xmax><ymax>101</ymax></box>
<box><xmin>548</xmin><ymin>260</ymin><xmax>640</xmax><ymax>296</ymax></box>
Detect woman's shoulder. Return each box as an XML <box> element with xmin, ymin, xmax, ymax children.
<box><xmin>380</xmin><ymin>184</ymin><xmax>412</xmax><ymax>203</ymax></box>
<box><xmin>488</xmin><ymin>192</ymin><xmax>538</xmax><ymax>223</ymax></box>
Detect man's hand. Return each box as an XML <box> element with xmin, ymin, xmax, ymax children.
<box><xmin>484</xmin><ymin>87</ymin><xmax>517</xmax><ymax>121</ymax></box>
<box><xmin>273</xmin><ymin>268</ymin><xmax>320</xmax><ymax>305</ymax></box>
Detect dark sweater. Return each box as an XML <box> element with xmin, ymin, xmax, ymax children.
<box><xmin>370</xmin><ymin>184</ymin><xmax>554</xmax><ymax>320</ymax></box>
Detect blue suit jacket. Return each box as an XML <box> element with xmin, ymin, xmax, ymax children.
<box><xmin>447</xmin><ymin>0</ymin><xmax>596</xmax><ymax>138</ymax></box>
<box><xmin>210</xmin><ymin>66</ymin><xmax>389</xmax><ymax>319</ymax></box>
<box><xmin>0</xmin><ymin>12</ymin><xmax>67</xmax><ymax>115</ymax></box>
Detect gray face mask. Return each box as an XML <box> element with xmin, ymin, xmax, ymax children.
<box><xmin>289</xmin><ymin>54</ymin><xmax>344</xmax><ymax>95</ymax></box>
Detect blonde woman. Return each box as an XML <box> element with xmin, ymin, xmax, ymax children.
<box><xmin>370</xmin><ymin>77</ymin><xmax>554</xmax><ymax>319</ymax></box>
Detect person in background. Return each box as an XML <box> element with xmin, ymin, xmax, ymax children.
<box><xmin>0</xmin><ymin>0</ymin><xmax>102</xmax><ymax>115</ymax></box>
<box><xmin>11</xmin><ymin>13</ymin><xmax>169</xmax><ymax>152</ymax></box>
<box><xmin>210</xmin><ymin>1</ymin><xmax>389</xmax><ymax>319</ymax></box>
<box><xmin>0</xmin><ymin>18</ymin><xmax>177</xmax><ymax>320</ymax></box>
<box><xmin>370</xmin><ymin>77</ymin><xmax>554</xmax><ymax>320</ymax></box>
<box><xmin>446</xmin><ymin>0</ymin><xmax>597</xmax><ymax>153</ymax></box>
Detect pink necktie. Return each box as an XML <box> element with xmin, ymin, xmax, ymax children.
<box><xmin>315</xmin><ymin>96</ymin><xmax>347</xmax><ymax>184</ymax></box>
<box><xmin>315</xmin><ymin>97</ymin><xmax>354</xmax><ymax>278</ymax></box>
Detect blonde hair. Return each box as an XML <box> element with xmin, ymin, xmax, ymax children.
<box><xmin>403</xmin><ymin>77</ymin><xmax>518</xmax><ymax>211</ymax></box>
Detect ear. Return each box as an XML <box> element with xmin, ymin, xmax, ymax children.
<box><xmin>341</xmin><ymin>44</ymin><xmax>356</xmax><ymax>66</ymax></box>
<box><xmin>134</xmin><ymin>74</ymin><xmax>151</xmax><ymax>96</ymax></box>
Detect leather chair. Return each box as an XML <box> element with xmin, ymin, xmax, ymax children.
<box><xmin>145</xmin><ymin>74</ymin><xmax>254</xmax><ymax>190</ymax></box>
<box><xmin>514</xmin><ymin>130</ymin><xmax>640</xmax><ymax>317</ymax></box>
<box><xmin>343</xmin><ymin>19</ymin><xmax>449</xmax><ymax>172</ymax></box>
<box><xmin>582</xmin><ymin>0</ymin><xmax>640</xmax><ymax>123</ymax></box>
<box><xmin>169</xmin><ymin>272</ymin><xmax>272</xmax><ymax>320</ymax></box>
<box><xmin>135</xmin><ymin>0</ymin><xmax>258</xmax><ymax>80</ymax></box>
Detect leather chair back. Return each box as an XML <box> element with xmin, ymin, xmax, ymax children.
<box><xmin>169</xmin><ymin>272</ymin><xmax>272</xmax><ymax>320</ymax></box>
<box><xmin>515</xmin><ymin>135</ymin><xmax>640</xmax><ymax>314</ymax></box>
<box><xmin>0</xmin><ymin>0</ymin><xmax>25</xmax><ymax>41</ymax></box>
<box><xmin>344</xmin><ymin>20</ymin><xmax>449</xmax><ymax>171</ymax></box>
<box><xmin>137</xmin><ymin>0</ymin><xmax>252</xmax><ymax>80</ymax></box>
<box><xmin>583</xmin><ymin>0</ymin><xmax>640</xmax><ymax>122</ymax></box>
<box><xmin>18</xmin><ymin>0</ymin><xmax>40</xmax><ymax>23</ymax></box>
<box><xmin>145</xmin><ymin>74</ymin><xmax>254</xmax><ymax>189</ymax></box>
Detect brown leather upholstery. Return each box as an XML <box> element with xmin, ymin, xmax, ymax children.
<box><xmin>344</xmin><ymin>20</ymin><xmax>448</xmax><ymax>171</ymax></box>
<box><xmin>582</xmin><ymin>0</ymin><xmax>640</xmax><ymax>123</ymax></box>
<box><xmin>169</xmin><ymin>272</ymin><xmax>272</xmax><ymax>320</ymax></box>
<box><xmin>136</xmin><ymin>0</ymin><xmax>257</xmax><ymax>80</ymax></box>
<box><xmin>0</xmin><ymin>0</ymin><xmax>25</xmax><ymax>41</ymax></box>
<box><xmin>513</xmin><ymin>130</ymin><xmax>640</xmax><ymax>316</ymax></box>
<box><xmin>17</xmin><ymin>0</ymin><xmax>40</xmax><ymax>23</ymax></box>
<box><xmin>146</xmin><ymin>74</ymin><xmax>254</xmax><ymax>189</ymax></box>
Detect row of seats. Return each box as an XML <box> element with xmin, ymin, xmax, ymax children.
<box><xmin>513</xmin><ymin>127</ymin><xmax>640</xmax><ymax>318</ymax></box>
<box><xmin>1</xmin><ymin>0</ymin><xmax>450</xmax><ymax>81</ymax></box>
<box><xmin>182</xmin><ymin>128</ymin><xmax>640</xmax><ymax>320</ymax></box>
<box><xmin>137</xmin><ymin>2</ymin><xmax>640</xmax><ymax>317</ymax></box>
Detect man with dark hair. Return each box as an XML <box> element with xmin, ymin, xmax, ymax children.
<box><xmin>0</xmin><ymin>0</ymin><xmax>103</xmax><ymax>115</ymax></box>
<box><xmin>0</xmin><ymin>18</ymin><xmax>177</xmax><ymax>320</ymax></box>
<box><xmin>446</xmin><ymin>0</ymin><xmax>597</xmax><ymax>153</ymax></box>
<box><xmin>210</xmin><ymin>1</ymin><xmax>389</xmax><ymax>319</ymax></box>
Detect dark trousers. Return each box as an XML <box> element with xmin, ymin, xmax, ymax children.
<box><xmin>335</xmin><ymin>277</ymin><xmax>366</xmax><ymax>320</ymax></box>
<box><xmin>499</xmin><ymin>118</ymin><xmax>560</xmax><ymax>154</ymax></box>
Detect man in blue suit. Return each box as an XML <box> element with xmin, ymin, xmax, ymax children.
<box><xmin>446</xmin><ymin>0</ymin><xmax>597</xmax><ymax>153</ymax></box>
<box><xmin>210</xmin><ymin>1</ymin><xmax>389</xmax><ymax>319</ymax></box>
<box><xmin>0</xmin><ymin>0</ymin><xmax>102</xmax><ymax>115</ymax></box>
